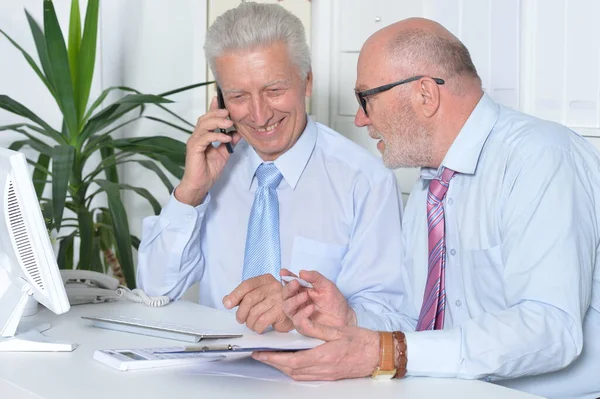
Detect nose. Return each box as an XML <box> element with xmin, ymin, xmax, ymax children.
<box><xmin>354</xmin><ymin>106</ymin><xmax>370</xmax><ymax>127</ymax></box>
<box><xmin>249</xmin><ymin>95</ymin><xmax>273</xmax><ymax>127</ymax></box>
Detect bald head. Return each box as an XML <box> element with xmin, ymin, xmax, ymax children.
<box><xmin>361</xmin><ymin>18</ymin><xmax>481</xmax><ymax>93</ymax></box>
<box><xmin>355</xmin><ymin>18</ymin><xmax>485</xmax><ymax>169</ymax></box>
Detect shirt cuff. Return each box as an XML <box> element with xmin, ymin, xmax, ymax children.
<box><xmin>162</xmin><ymin>191</ymin><xmax>211</xmax><ymax>228</ymax></box>
<box><xmin>404</xmin><ymin>329</ymin><xmax>461</xmax><ymax>377</ymax></box>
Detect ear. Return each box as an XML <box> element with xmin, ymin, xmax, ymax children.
<box><xmin>419</xmin><ymin>78</ymin><xmax>441</xmax><ymax>118</ymax></box>
<box><xmin>305</xmin><ymin>70</ymin><xmax>313</xmax><ymax>97</ymax></box>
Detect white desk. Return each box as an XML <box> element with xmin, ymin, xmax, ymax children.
<box><xmin>0</xmin><ymin>300</ymin><xmax>543</xmax><ymax>399</ymax></box>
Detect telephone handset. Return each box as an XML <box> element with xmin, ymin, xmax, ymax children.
<box><xmin>216</xmin><ymin>86</ymin><xmax>234</xmax><ymax>154</ymax></box>
<box><xmin>60</xmin><ymin>270</ymin><xmax>170</xmax><ymax>307</ymax></box>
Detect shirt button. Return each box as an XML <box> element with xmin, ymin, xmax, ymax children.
<box><xmin>186</xmin><ymin>213</ymin><xmax>194</xmax><ymax>220</ymax></box>
<box><xmin>455</xmin><ymin>299</ymin><xmax>462</xmax><ymax>307</ymax></box>
<box><xmin>450</xmin><ymin>248</ymin><xmax>456</xmax><ymax>256</ymax></box>
<box><xmin>447</xmin><ymin>197</ymin><xmax>454</xmax><ymax>205</ymax></box>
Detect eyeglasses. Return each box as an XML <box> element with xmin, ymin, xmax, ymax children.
<box><xmin>355</xmin><ymin>75</ymin><xmax>445</xmax><ymax>116</ymax></box>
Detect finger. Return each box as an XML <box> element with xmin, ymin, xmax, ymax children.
<box><xmin>282</xmin><ymin>291</ymin><xmax>309</xmax><ymax>318</ymax></box>
<box><xmin>280</xmin><ymin>268</ymin><xmax>298</xmax><ymax>278</ymax></box>
<box><xmin>252</xmin><ymin>350</ymin><xmax>303</xmax><ymax>369</ymax></box>
<box><xmin>292</xmin><ymin>304</ymin><xmax>344</xmax><ymax>341</ymax></box>
<box><xmin>235</xmin><ymin>287</ymin><xmax>270</xmax><ymax>323</ymax></box>
<box><xmin>192</xmin><ymin>116</ymin><xmax>233</xmax><ymax>136</ymax></box>
<box><xmin>253</xmin><ymin>306</ymin><xmax>291</xmax><ymax>334</ymax></box>
<box><xmin>209</xmin><ymin>96</ymin><xmax>219</xmax><ymax>111</ymax></box>
<box><xmin>188</xmin><ymin>132</ymin><xmax>233</xmax><ymax>153</ymax></box>
<box><xmin>282</xmin><ymin>279</ymin><xmax>301</xmax><ymax>300</ymax></box>
<box><xmin>223</xmin><ymin>274</ymin><xmax>274</xmax><ymax>309</ymax></box>
<box><xmin>230</xmin><ymin>131</ymin><xmax>242</xmax><ymax>146</ymax></box>
<box><xmin>298</xmin><ymin>270</ymin><xmax>332</xmax><ymax>290</ymax></box>
<box><xmin>245</xmin><ymin>299</ymin><xmax>276</xmax><ymax>332</ymax></box>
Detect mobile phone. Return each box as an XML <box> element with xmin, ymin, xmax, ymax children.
<box><xmin>216</xmin><ymin>86</ymin><xmax>234</xmax><ymax>154</ymax></box>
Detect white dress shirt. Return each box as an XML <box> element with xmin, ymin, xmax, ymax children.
<box><xmin>400</xmin><ymin>94</ymin><xmax>600</xmax><ymax>399</ymax></box>
<box><xmin>137</xmin><ymin>118</ymin><xmax>405</xmax><ymax>331</ymax></box>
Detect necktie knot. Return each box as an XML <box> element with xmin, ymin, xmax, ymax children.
<box><xmin>255</xmin><ymin>163</ymin><xmax>283</xmax><ymax>189</ymax></box>
<box><xmin>428</xmin><ymin>167</ymin><xmax>456</xmax><ymax>203</ymax></box>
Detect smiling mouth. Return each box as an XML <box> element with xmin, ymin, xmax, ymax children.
<box><xmin>255</xmin><ymin>120</ymin><xmax>281</xmax><ymax>133</ymax></box>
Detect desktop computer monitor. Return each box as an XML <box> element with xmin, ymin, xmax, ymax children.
<box><xmin>0</xmin><ymin>147</ymin><xmax>74</xmax><ymax>351</ymax></box>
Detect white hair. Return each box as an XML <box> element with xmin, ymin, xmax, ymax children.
<box><xmin>204</xmin><ymin>2</ymin><xmax>311</xmax><ymax>82</ymax></box>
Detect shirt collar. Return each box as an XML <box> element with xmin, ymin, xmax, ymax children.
<box><xmin>420</xmin><ymin>92</ymin><xmax>500</xmax><ymax>181</ymax></box>
<box><xmin>244</xmin><ymin>115</ymin><xmax>317</xmax><ymax>190</ymax></box>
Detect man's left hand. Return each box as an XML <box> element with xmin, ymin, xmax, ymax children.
<box><xmin>252</xmin><ymin>304</ymin><xmax>380</xmax><ymax>380</ymax></box>
<box><xmin>223</xmin><ymin>273</ymin><xmax>293</xmax><ymax>333</ymax></box>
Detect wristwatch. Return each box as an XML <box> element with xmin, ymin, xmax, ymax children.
<box><xmin>371</xmin><ymin>331</ymin><xmax>396</xmax><ymax>379</ymax></box>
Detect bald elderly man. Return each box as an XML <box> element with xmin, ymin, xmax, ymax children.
<box><xmin>255</xmin><ymin>17</ymin><xmax>600</xmax><ymax>399</ymax></box>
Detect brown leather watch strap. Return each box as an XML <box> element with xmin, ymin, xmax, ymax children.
<box><xmin>392</xmin><ymin>331</ymin><xmax>408</xmax><ymax>378</ymax></box>
<box><xmin>379</xmin><ymin>331</ymin><xmax>395</xmax><ymax>371</ymax></box>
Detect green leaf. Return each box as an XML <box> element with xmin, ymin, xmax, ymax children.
<box><xmin>159</xmin><ymin>81</ymin><xmax>214</xmax><ymax>97</ymax></box>
<box><xmin>79</xmin><ymin>94</ymin><xmax>174</xmax><ymax>146</ymax></box>
<box><xmin>93</xmin><ymin>179</ymin><xmax>162</xmax><ymax>215</ymax></box>
<box><xmin>44</xmin><ymin>0</ymin><xmax>78</xmax><ymax>139</ymax></box>
<box><xmin>40</xmin><ymin>199</ymin><xmax>54</xmax><ymax>231</ymax></box>
<box><xmin>110</xmin><ymin>136</ymin><xmax>186</xmax><ymax>164</ymax></box>
<box><xmin>0</xmin><ymin>96</ymin><xmax>63</xmax><ymax>142</ymax></box>
<box><xmin>33</xmin><ymin>153</ymin><xmax>51</xmax><ymax>200</ymax></box>
<box><xmin>0</xmin><ymin>122</ymin><xmax>66</xmax><ymax>145</ymax></box>
<box><xmin>9</xmin><ymin>138</ymin><xmax>52</xmax><ymax>156</ymax></box>
<box><xmin>96</xmin><ymin>210</ymin><xmax>113</xmax><ymax>251</ymax></box>
<box><xmin>51</xmin><ymin>145</ymin><xmax>75</xmax><ymax>231</ymax></box>
<box><xmin>77</xmin><ymin>207</ymin><xmax>93</xmax><ymax>271</ymax></box>
<box><xmin>95</xmin><ymin>180</ymin><xmax>135</xmax><ymax>288</ymax></box>
<box><xmin>77</xmin><ymin>0</ymin><xmax>99</xmax><ymax>122</ymax></box>
<box><xmin>81</xmin><ymin>117</ymin><xmax>141</xmax><ymax>157</ymax></box>
<box><xmin>82</xmin><ymin>86</ymin><xmax>139</xmax><ymax>124</ymax></box>
<box><xmin>99</xmin><ymin>136</ymin><xmax>119</xmax><ymax>184</ymax></box>
<box><xmin>117</xmin><ymin>94</ymin><xmax>173</xmax><ymax>105</ymax></box>
<box><xmin>144</xmin><ymin>116</ymin><xmax>193</xmax><ymax>134</ymax></box>
<box><xmin>25</xmin><ymin>11</ymin><xmax>56</xmax><ymax>96</ymax></box>
<box><xmin>90</xmin><ymin>236</ymin><xmax>104</xmax><ymax>273</ymax></box>
<box><xmin>0</xmin><ymin>26</ymin><xmax>53</xmax><ymax>95</ymax></box>
<box><xmin>57</xmin><ymin>231</ymin><xmax>76</xmax><ymax>269</ymax></box>
<box><xmin>67</xmin><ymin>0</ymin><xmax>81</xmax><ymax>111</ymax></box>
<box><xmin>136</xmin><ymin>160</ymin><xmax>174</xmax><ymax>194</ymax></box>
<box><xmin>146</xmin><ymin>153</ymin><xmax>184</xmax><ymax>180</ymax></box>
<box><xmin>131</xmin><ymin>235</ymin><xmax>140</xmax><ymax>251</ymax></box>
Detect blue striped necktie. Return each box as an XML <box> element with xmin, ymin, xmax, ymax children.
<box><xmin>242</xmin><ymin>163</ymin><xmax>283</xmax><ymax>280</ymax></box>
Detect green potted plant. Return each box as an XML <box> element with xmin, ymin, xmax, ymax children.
<box><xmin>0</xmin><ymin>0</ymin><xmax>208</xmax><ymax>288</ymax></box>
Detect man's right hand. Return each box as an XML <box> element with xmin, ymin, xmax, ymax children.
<box><xmin>175</xmin><ymin>97</ymin><xmax>241</xmax><ymax>206</ymax></box>
<box><xmin>281</xmin><ymin>269</ymin><xmax>357</xmax><ymax>329</ymax></box>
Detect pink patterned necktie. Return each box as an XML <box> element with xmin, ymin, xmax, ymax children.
<box><xmin>416</xmin><ymin>167</ymin><xmax>456</xmax><ymax>331</ymax></box>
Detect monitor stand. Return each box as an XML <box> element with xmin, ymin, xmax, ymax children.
<box><xmin>0</xmin><ymin>278</ymin><xmax>75</xmax><ymax>352</ymax></box>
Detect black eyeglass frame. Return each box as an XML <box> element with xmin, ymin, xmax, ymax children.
<box><xmin>355</xmin><ymin>75</ymin><xmax>445</xmax><ymax>116</ymax></box>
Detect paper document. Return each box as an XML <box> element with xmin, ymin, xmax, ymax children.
<box><xmin>188</xmin><ymin>354</ymin><xmax>325</xmax><ymax>387</ymax></box>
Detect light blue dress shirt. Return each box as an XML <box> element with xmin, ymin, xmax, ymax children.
<box><xmin>137</xmin><ymin>118</ymin><xmax>405</xmax><ymax>331</ymax></box>
<box><xmin>400</xmin><ymin>94</ymin><xmax>600</xmax><ymax>399</ymax></box>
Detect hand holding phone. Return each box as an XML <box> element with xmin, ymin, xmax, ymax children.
<box><xmin>217</xmin><ymin>86</ymin><xmax>234</xmax><ymax>154</ymax></box>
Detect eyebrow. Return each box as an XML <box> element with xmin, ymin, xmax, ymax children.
<box><xmin>354</xmin><ymin>84</ymin><xmax>368</xmax><ymax>92</ymax></box>
<box><xmin>264</xmin><ymin>79</ymin><xmax>291</xmax><ymax>88</ymax></box>
<box><xmin>222</xmin><ymin>79</ymin><xmax>292</xmax><ymax>95</ymax></box>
